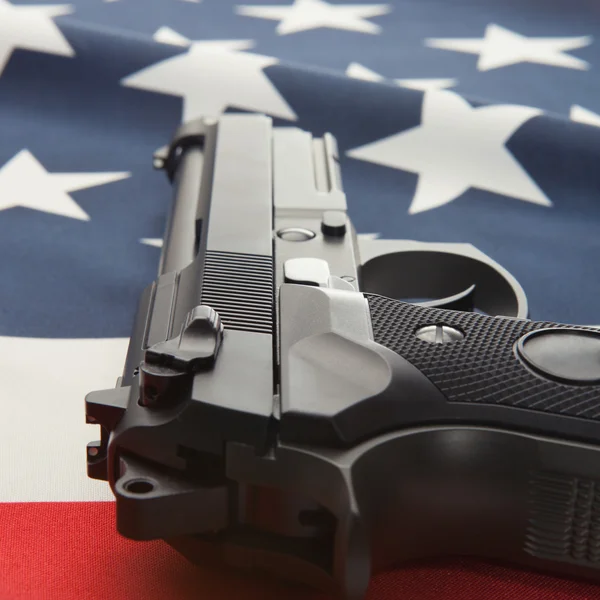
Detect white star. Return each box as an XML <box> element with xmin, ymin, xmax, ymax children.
<box><xmin>153</xmin><ymin>26</ymin><xmax>254</xmax><ymax>51</ymax></box>
<box><xmin>0</xmin><ymin>150</ymin><xmax>130</xmax><ymax>220</ymax></box>
<box><xmin>0</xmin><ymin>0</ymin><xmax>74</xmax><ymax>77</ymax></box>
<box><xmin>153</xmin><ymin>27</ymin><xmax>191</xmax><ymax>46</ymax></box>
<box><xmin>236</xmin><ymin>0</ymin><xmax>391</xmax><ymax>35</ymax></box>
<box><xmin>346</xmin><ymin>62</ymin><xmax>456</xmax><ymax>91</ymax></box>
<box><xmin>140</xmin><ymin>237</ymin><xmax>163</xmax><ymax>247</ymax></box>
<box><xmin>426</xmin><ymin>23</ymin><xmax>591</xmax><ymax>71</ymax></box>
<box><xmin>347</xmin><ymin>90</ymin><xmax>549</xmax><ymax>214</ymax></box>
<box><xmin>121</xmin><ymin>43</ymin><xmax>296</xmax><ymax>122</ymax></box>
<box><xmin>395</xmin><ymin>77</ymin><xmax>457</xmax><ymax>92</ymax></box>
<box><xmin>570</xmin><ymin>105</ymin><xmax>600</xmax><ymax>127</ymax></box>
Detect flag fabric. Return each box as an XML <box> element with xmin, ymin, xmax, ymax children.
<box><xmin>1</xmin><ymin>0</ymin><xmax>600</xmax><ymax>598</ymax></box>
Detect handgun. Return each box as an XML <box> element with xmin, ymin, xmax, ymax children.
<box><xmin>86</xmin><ymin>114</ymin><xmax>600</xmax><ymax>600</ymax></box>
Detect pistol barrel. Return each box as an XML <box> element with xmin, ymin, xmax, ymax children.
<box><xmin>157</xmin><ymin>119</ymin><xmax>218</xmax><ymax>276</ymax></box>
<box><xmin>158</xmin><ymin>146</ymin><xmax>205</xmax><ymax>276</ymax></box>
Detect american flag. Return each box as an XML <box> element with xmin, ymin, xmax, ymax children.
<box><xmin>1</xmin><ymin>0</ymin><xmax>600</xmax><ymax>598</ymax></box>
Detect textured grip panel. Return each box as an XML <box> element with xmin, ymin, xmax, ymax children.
<box><xmin>526</xmin><ymin>471</ymin><xmax>600</xmax><ymax>566</ymax></box>
<box><xmin>365</xmin><ymin>294</ymin><xmax>600</xmax><ymax>420</ymax></box>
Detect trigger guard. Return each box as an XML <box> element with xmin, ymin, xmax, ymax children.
<box><xmin>357</xmin><ymin>240</ymin><xmax>528</xmax><ymax>319</ymax></box>
<box><xmin>417</xmin><ymin>284</ymin><xmax>476</xmax><ymax>312</ymax></box>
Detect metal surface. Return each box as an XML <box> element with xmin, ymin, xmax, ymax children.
<box><xmin>358</xmin><ymin>237</ymin><xmax>529</xmax><ymax>318</ymax></box>
<box><xmin>416</xmin><ymin>324</ymin><xmax>465</xmax><ymax>344</ymax></box>
<box><xmin>84</xmin><ymin>115</ymin><xmax>600</xmax><ymax>600</ymax></box>
<box><xmin>277</xmin><ymin>227</ymin><xmax>317</xmax><ymax>241</ymax></box>
<box><xmin>283</xmin><ymin>257</ymin><xmax>332</xmax><ymax>286</ymax></box>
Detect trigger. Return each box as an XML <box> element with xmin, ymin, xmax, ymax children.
<box><xmin>416</xmin><ymin>284</ymin><xmax>476</xmax><ymax>312</ymax></box>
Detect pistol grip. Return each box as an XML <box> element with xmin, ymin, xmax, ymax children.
<box><xmin>350</xmin><ymin>295</ymin><xmax>600</xmax><ymax>585</ymax></box>
<box><xmin>366</xmin><ymin>293</ymin><xmax>600</xmax><ymax>440</ymax></box>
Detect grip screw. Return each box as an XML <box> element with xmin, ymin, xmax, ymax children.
<box><xmin>416</xmin><ymin>324</ymin><xmax>464</xmax><ymax>344</ymax></box>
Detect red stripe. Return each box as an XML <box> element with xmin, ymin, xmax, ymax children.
<box><xmin>2</xmin><ymin>502</ymin><xmax>599</xmax><ymax>600</ymax></box>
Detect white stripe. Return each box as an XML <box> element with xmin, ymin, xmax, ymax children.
<box><xmin>0</xmin><ymin>337</ymin><xmax>129</xmax><ymax>501</ymax></box>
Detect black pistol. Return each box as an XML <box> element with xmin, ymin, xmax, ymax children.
<box><xmin>86</xmin><ymin>114</ymin><xmax>600</xmax><ymax>599</ymax></box>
